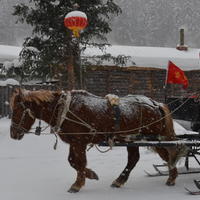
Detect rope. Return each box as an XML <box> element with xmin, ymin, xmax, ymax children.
<box><xmin>94</xmin><ymin>144</ymin><xmax>112</xmax><ymax>153</ymax></box>
<box><xmin>67</xmin><ymin>110</ymin><xmax>96</xmax><ymax>131</ymax></box>
<box><xmin>19</xmin><ymin>93</ymin><xmax>197</xmax><ymax>152</ymax></box>
<box><xmin>18</xmin><ymin>93</ymin><xmax>196</xmax><ymax>138</ymax></box>
<box><xmin>52</xmin><ymin>96</ymin><xmax>192</xmax><ymax>136</ymax></box>
<box><xmin>23</xmin><ymin>94</ymin><xmax>193</xmax><ymax>136</ymax></box>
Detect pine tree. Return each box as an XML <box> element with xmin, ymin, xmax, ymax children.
<box><xmin>13</xmin><ymin>0</ymin><xmax>121</xmax><ymax>86</ymax></box>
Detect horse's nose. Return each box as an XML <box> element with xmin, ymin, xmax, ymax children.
<box><xmin>10</xmin><ymin>126</ymin><xmax>15</xmax><ymax>139</ymax></box>
<box><xmin>10</xmin><ymin>125</ymin><xmax>18</xmax><ymax>139</ymax></box>
<box><xmin>10</xmin><ymin>126</ymin><xmax>24</xmax><ymax>140</ymax></box>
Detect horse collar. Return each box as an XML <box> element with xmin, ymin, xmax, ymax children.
<box><xmin>53</xmin><ymin>91</ymin><xmax>72</xmax><ymax>133</ymax></box>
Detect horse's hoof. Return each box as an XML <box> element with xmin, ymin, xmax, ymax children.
<box><xmin>166</xmin><ymin>181</ymin><xmax>175</xmax><ymax>186</ymax></box>
<box><xmin>91</xmin><ymin>172</ymin><xmax>99</xmax><ymax>180</ymax></box>
<box><xmin>111</xmin><ymin>181</ymin><xmax>122</xmax><ymax>188</ymax></box>
<box><xmin>86</xmin><ymin>170</ymin><xmax>99</xmax><ymax>180</ymax></box>
<box><xmin>68</xmin><ymin>187</ymin><xmax>80</xmax><ymax>193</ymax></box>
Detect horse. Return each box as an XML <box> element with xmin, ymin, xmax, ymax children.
<box><xmin>10</xmin><ymin>88</ymin><xmax>185</xmax><ymax>193</ymax></box>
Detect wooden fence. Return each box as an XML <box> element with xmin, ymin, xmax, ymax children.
<box><xmin>1</xmin><ymin>65</ymin><xmax>200</xmax><ymax>118</ymax></box>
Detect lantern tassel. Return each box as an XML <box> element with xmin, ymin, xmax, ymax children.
<box><xmin>73</xmin><ymin>29</ymin><xmax>80</xmax><ymax>38</ymax></box>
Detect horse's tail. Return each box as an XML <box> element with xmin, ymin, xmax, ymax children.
<box><xmin>159</xmin><ymin>103</ymin><xmax>176</xmax><ymax>140</ymax></box>
<box><xmin>159</xmin><ymin>103</ymin><xmax>188</xmax><ymax>167</ymax></box>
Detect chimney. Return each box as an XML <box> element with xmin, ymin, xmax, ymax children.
<box><xmin>176</xmin><ymin>28</ymin><xmax>188</xmax><ymax>51</ymax></box>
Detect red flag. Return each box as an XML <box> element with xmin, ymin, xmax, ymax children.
<box><xmin>166</xmin><ymin>61</ymin><xmax>189</xmax><ymax>89</ymax></box>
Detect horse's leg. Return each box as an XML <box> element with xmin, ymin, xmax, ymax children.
<box><xmin>165</xmin><ymin>147</ymin><xmax>179</xmax><ymax>186</ymax></box>
<box><xmin>111</xmin><ymin>146</ymin><xmax>140</xmax><ymax>188</ymax></box>
<box><xmin>154</xmin><ymin>147</ymin><xmax>178</xmax><ymax>186</ymax></box>
<box><xmin>67</xmin><ymin>144</ymin><xmax>87</xmax><ymax>193</ymax></box>
<box><xmin>85</xmin><ymin>168</ymin><xmax>99</xmax><ymax>180</ymax></box>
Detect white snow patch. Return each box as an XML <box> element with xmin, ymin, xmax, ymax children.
<box><xmin>3</xmin><ymin>61</ymin><xmax>13</xmax><ymax>70</ymax></box>
<box><xmin>13</xmin><ymin>58</ymin><xmax>22</xmax><ymax>68</ymax></box>
<box><xmin>0</xmin><ymin>78</ymin><xmax>19</xmax><ymax>86</ymax></box>
<box><xmin>65</xmin><ymin>11</ymin><xmax>87</xmax><ymax>19</ymax></box>
<box><xmin>24</xmin><ymin>46</ymin><xmax>40</xmax><ymax>53</ymax></box>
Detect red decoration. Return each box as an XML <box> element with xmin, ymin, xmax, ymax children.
<box><xmin>166</xmin><ymin>61</ymin><xmax>189</xmax><ymax>89</ymax></box>
<box><xmin>64</xmin><ymin>11</ymin><xmax>88</xmax><ymax>37</ymax></box>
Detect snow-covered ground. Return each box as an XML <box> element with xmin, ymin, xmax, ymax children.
<box><xmin>0</xmin><ymin>118</ymin><xmax>199</xmax><ymax>200</ymax></box>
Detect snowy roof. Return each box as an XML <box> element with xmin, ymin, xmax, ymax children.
<box><xmin>83</xmin><ymin>45</ymin><xmax>200</xmax><ymax>71</ymax></box>
<box><xmin>1</xmin><ymin>44</ymin><xmax>200</xmax><ymax>71</ymax></box>
<box><xmin>0</xmin><ymin>78</ymin><xmax>19</xmax><ymax>86</ymax></box>
<box><xmin>0</xmin><ymin>45</ymin><xmax>21</xmax><ymax>63</ymax></box>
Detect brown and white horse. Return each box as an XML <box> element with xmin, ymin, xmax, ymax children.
<box><xmin>10</xmin><ymin>88</ymin><xmax>183</xmax><ymax>193</ymax></box>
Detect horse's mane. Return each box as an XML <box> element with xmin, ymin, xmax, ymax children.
<box><xmin>23</xmin><ymin>89</ymin><xmax>55</xmax><ymax>104</ymax></box>
<box><xmin>10</xmin><ymin>89</ymin><xmax>102</xmax><ymax>108</ymax></box>
<box><xmin>10</xmin><ymin>89</ymin><xmax>57</xmax><ymax>108</ymax></box>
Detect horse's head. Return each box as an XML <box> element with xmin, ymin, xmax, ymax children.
<box><xmin>10</xmin><ymin>88</ymin><xmax>36</xmax><ymax>140</ymax></box>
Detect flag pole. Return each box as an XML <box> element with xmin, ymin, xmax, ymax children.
<box><xmin>164</xmin><ymin>61</ymin><xmax>170</xmax><ymax>104</ymax></box>
<box><xmin>164</xmin><ymin>84</ymin><xmax>168</xmax><ymax>104</ymax></box>
<box><xmin>199</xmin><ymin>52</ymin><xmax>200</xmax><ymax>68</ymax></box>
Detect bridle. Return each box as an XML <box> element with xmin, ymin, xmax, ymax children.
<box><xmin>11</xmin><ymin>102</ymin><xmax>35</xmax><ymax>137</ymax></box>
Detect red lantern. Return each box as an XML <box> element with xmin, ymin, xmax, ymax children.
<box><xmin>64</xmin><ymin>11</ymin><xmax>88</xmax><ymax>38</ymax></box>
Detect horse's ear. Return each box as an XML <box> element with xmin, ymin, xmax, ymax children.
<box><xmin>10</xmin><ymin>88</ymin><xmax>25</xmax><ymax>106</ymax></box>
<box><xmin>13</xmin><ymin>88</ymin><xmax>19</xmax><ymax>94</ymax></box>
<box><xmin>15</xmin><ymin>88</ymin><xmax>25</xmax><ymax>100</ymax></box>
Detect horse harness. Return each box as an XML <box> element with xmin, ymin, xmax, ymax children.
<box><xmin>53</xmin><ymin>91</ymin><xmax>72</xmax><ymax>133</ymax></box>
<box><xmin>11</xmin><ymin>91</ymin><xmax>175</xmax><ymax>149</ymax></box>
<box><xmin>52</xmin><ymin>91</ymin><xmax>97</xmax><ymax>134</ymax></box>
<box><xmin>11</xmin><ymin>91</ymin><xmax>158</xmax><ymax>138</ymax></box>
<box><xmin>11</xmin><ymin>102</ymin><xmax>35</xmax><ymax>137</ymax></box>
<box><xmin>47</xmin><ymin>92</ymin><xmax>121</xmax><ymax>149</ymax></box>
